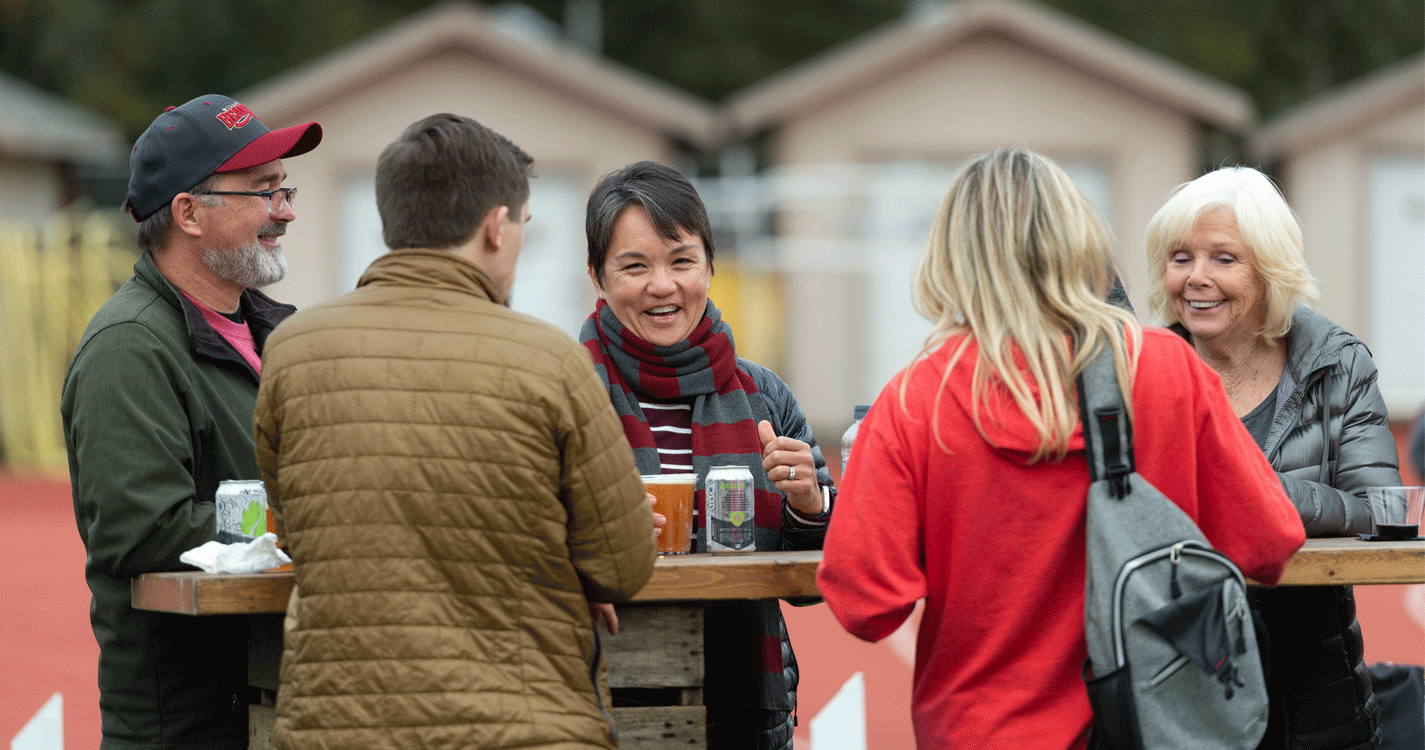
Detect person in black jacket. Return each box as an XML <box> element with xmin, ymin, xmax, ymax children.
<box><xmin>1145</xmin><ymin>166</ymin><xmax>1399</xmax><ymax>750</ymax></box>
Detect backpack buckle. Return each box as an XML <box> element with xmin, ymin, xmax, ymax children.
<box><xmin>1094</xmin><ymin>405</ymin><xmax>1132</xmax><ymax>498</ymax></box>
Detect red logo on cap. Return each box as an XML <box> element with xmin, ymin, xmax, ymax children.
<box><xmin>215</xmin><ymin>102</ymin><xmax>259</xmax><ymax>130</ymax></box>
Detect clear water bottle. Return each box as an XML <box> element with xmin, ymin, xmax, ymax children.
<box><xmin>841</xmin><ymin>404</ymin><xmax>871</xmax><ymax>478</ymax></box>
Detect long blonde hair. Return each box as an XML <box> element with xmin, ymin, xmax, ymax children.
<box><xmin>907</xmin><ymin>148</ymin><xmax>1141</xmax><ymax>463</ymax></box>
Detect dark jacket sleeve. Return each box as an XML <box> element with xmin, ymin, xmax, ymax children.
<box><xmin>742</xmin><ymin>359</ymin><xmax>833</xmax><ymax>552</ymax></box>
<box><xmin>63</xmin><ymin>322</ymin><xmax>215</xmax><ymax>577</ymax></box>
<box><xmin>1280</xmin><ymin>343</ymin><xmax>1401</xmax><ymax>536</ymax></box>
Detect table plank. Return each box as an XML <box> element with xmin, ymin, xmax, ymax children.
<box><xmin>1271</xmin><ymin>537</ymin><xmax>1425</xmax><ymax>586</ymax></box>
<box><xmin>631</xmin><ymin>550</ymin><xmax>822</xmax><ymax>601</ymax></box>
<box><xmin>133</xmin><ymin>540</ymin><xmax>1425</xmax><ymax>616</ymax></box>
<box><xmin>131</xmin><ymin>569</ymin><xmax>294</xmax><ymax>615</ymax></box>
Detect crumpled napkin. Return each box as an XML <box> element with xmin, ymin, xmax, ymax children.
<box><xmin>180</xmin><ymin>533</ymin><xmax>292</xmax><ymax>574</ymax></box>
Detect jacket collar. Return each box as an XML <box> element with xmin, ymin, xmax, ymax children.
<box><xmin>356</xmin><ymin>249</ymin><xmax>505</xmax><ymax>304</ymax></box>
<box><xmin>1279</xmin><ymin>305</ymin><xmax>1350</xmax><ymax>381</ymax></box>
<box><xmin>134</xmin><ymin>251</ymin><xmax>297</xmax><ymax>382</ymax></box>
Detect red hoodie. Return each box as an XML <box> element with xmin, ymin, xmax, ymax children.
<box><xmin>817</xmin><ymin>327</ymin><xmax>1304</xmax><ymax>750</ymax></box>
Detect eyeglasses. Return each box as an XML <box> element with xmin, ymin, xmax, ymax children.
<box><xmin>191</xmin><ymin>187</ymin><xmax>297</xmax><ymax>214</ymax></box>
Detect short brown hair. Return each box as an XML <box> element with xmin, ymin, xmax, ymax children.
<box><xmin>376</xmin><ymin>114</ymin><xmax>533</xmax><ymax>251</ymax></box>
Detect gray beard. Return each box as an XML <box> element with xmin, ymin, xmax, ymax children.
<box><xmin>201</xmin><ymin>240</ymin><xmax>287</xmax><ymax>289</ymax></box>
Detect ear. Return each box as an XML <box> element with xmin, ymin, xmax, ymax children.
<box><xmin>588</xmin><ymin>265</ymin><xmax>608</xmax><ymax>300</ymax></box>
<box><xmin>482</xmin><ymin>205</ymin><xmax>511</xmax><ymax>253</ymax></box>
<box><xmin>172</xmin><ymin>194</ymin><xmax>205</xmax><ymax>239</ymax></box>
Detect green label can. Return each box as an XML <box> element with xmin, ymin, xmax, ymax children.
<box><xmin>706</xmin><ymin>464</ymin><xmax>755</xmax><ymax>553</ymax></box>
<box><xmin>215</xmin><ymin>479</ymin><xmax>268</xmax><ymax>544</ymax></box>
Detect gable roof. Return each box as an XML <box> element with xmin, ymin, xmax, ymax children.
<box><xmin>238</xmin><ymin>0</ymin><xmax>716</xmax><ymax>146</ymax></box>
<box><xmin>723</xmin><ymin>0</ymin><xmax>1252</xmax><ymax>135</ymax></box>
<box><xmin>0</xmin><ymin>74</ymin><xmax>123</xmax><ymax>165</ymax></box>
<box><xmin>1255</xmin><ymin>53</ymin><xmax>1425</xmax><ymax>160</ymax></box>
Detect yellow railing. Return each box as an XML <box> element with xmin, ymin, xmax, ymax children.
<box><xmin>0</xmin><ymin>212</ymin><xmax>135</xmax><ymax>473</ymax></box>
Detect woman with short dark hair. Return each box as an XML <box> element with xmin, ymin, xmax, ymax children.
<box><xmin>581</xmin><ymin>161</ymin><xmax>834</xmax><ymax>750</ymax></box>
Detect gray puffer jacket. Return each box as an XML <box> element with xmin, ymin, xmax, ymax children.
<box><xmin>1260</xmin><ymin>306</ymin><xmax>1399</xmax><ymax>535</ymax></box>
<box><xmin>1176</xmin><ymin>305</ymin><xmax>1400</xmax><ymax>750</ymax></box>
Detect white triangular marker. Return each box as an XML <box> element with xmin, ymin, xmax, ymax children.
<box><xmin>11</xmin><ymin>692</ymin><xmax>62</xmax><ymax>750</ymax></box>
<box><xmin>810</xmin><ymin>672</ymin><xmax>866</xmax><ymax>750</ymax></box>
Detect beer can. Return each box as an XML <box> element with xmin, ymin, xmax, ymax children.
<box><xmin>215</xmin><ymin>479</ymin><xmax>270</xmax><ymax>544</ymax></box>
<box><xmin>706</xmin><ymin>464</ymin><xmax>755</xmax><ymax>553</ymax></box>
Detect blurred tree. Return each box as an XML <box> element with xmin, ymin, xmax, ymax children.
<box><xmin>1</xmin><ymin>0</ymin><xmax>1420</xmax><ymax>138</ymax></box>
<box><xmin>521</xmin><ymin>0</ymin><xmax>907</xmax><ymax>102</ymax></box>
<box><xmin>1040</xmin><ymin>0</ymin><xmax>1423</xmax><ymax>117</ymax></box>
<box><xmin>0</xmin><ymin>0</ymin><xmax>437</xmax><ymax>138</ymax></box>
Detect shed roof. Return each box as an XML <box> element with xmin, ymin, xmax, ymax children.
<box><xmin>0</xmin><ymin>74</ymin><xmax>124</xmax><ymax>165</ymax></box>
<box><xmin>1255</xmin><ymin>53</ymin><xmax>1425</xmax><ymax>160</ymax></box>
<box><xmin>238</xmin><ymin>0</ymin><xmax>716</xmax><ymax>147</ymax></box>
<box><xmin>723</xmin><ymin>0</ymin><xmax>1252</xmax><ymax>135</ymax></box>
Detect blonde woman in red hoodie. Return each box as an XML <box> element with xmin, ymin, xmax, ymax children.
<box><xmin>816</xmin><ymin>148</ymin><xmax>1305</xmax><ymax>750</ymax></box>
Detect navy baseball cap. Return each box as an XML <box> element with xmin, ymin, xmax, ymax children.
<box><xmin>125</xmin><ymin>94</ymin><xmax>322</xmax><ymax>221</ymax></box>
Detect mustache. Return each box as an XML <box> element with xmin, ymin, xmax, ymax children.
<box><xmin>260</xmin><ymin>223</ymin><xmax>286</xmax><ymax>237</ymax></box>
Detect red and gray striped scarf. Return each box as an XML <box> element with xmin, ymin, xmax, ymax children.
<box><xmin>579</xmin><ymin>299</ymin><xmax>782</xmax><ymax>547</ymax></box>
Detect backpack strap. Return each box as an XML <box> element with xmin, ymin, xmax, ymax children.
<box><xmin>1076</xmin><ymin>340</ymin><xmax>1134</xmax><ymax>499</ymax></box>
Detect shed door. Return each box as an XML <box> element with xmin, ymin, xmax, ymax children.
<box><xmin>1368</xmin><ymin>155</ymin><xmax>1425</xmax><ymax>411</ymax></box>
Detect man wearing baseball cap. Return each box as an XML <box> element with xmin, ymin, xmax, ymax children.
<box><xmin>61</xmin><ymin>94</ymin><xmax>321</xmax><ymax>749</ymax></box>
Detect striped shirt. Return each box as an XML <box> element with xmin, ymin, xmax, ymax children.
<box><xmin>640</xmin><ymin>397</ymin><xmax>694</xmax><ymax>473</ymax></box>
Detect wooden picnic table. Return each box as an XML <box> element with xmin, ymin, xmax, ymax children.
<box><xmin>132</xmin><ymin>538</ymin><xmax>1424</xmax><ymax>748</ymax></box>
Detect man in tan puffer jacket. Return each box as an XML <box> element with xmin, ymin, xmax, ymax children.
<box><xmin>253</xmin><ymin>113</ymin><xmax>656</xmax><ymax>750</ymax></box>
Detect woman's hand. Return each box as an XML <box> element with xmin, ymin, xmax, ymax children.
<box><xmin>757</xmin><ymin>420</ymin><xmax>824</xmax><ymax>516</ymax></box>
<box><xmin>648</xmin><ymin>493</ymin><xmax>667</xmax><ymax>539</ymax></box>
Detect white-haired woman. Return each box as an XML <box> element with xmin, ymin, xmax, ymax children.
<box><xmin>817</xmin><ymin>148</ymin><xmax>1304</xmax><ymax>749</ymax></box>
<box><xmin>1146</xmin><ymin>166</ymin><xmax>1401</xmax><ymax>750</ymax></box>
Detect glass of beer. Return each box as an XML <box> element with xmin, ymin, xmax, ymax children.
<box><xmin>642</xmin><ymin>474</ymin><xmax>696</xmax><ymax>555</ymax></box>
<box><xmin>1366</xmin><ymin>486</ymin><xmax>1425</xmax><ymax>540</ymax></box>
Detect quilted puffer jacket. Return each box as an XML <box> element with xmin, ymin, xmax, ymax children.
<box><xmin>253</xmin><ymin>250</ymin><xmax>657</xmax><ymax>750</ymax></box>
<box><xmin>1176</xmin><ymin>305</ymin><xmax>1399</xmax><ymax>750</ymax></box>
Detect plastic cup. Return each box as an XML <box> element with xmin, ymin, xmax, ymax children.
<box><xmin>1365</xmin><ymin>486</ymin><xmax>1425</xmax><ymax>540</ymax></box>
<box><xmin>642</xmin><ymin>474</ymin><xmax>696</xmax><ymax>555</ymax></box>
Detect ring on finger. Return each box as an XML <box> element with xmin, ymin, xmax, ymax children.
<box><xmin>788</xmin><ymin>465</ymin><xmax>796</xmax><ymax>481</ymax></box>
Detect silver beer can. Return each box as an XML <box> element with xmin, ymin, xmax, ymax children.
<box><xmin>215</xmin><ymin>479</ymin><xmax>269</xmax><ymax>544</ymax></box>
<box><xmin>706</xmin><ymin>464</ymin><xmax>755</xmax><ymax>553</ymax></box>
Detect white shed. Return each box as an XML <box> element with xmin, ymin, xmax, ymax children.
<box><xmin>718</xmin><ymin>0</ymin><xmax>1253</xmax><ymax>429</ymax></box>
<box><xmin>1256</xmin><ymin>54</ymin><xmax>1425</xmax><ymax>419</ymax></box>
<box><xmin>0</xmin><ymin>74</ymin><xmax>123</xmax><ymax>220</ymax></box>
<box><xmin>239</xmin><ymin>1</ymin><xmax>716</xmax><ymax>336</ymax></box>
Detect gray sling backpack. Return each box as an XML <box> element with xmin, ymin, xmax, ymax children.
<box><xmin>1078</xmin><ymin>342</ymin><xmax>1269</xmax><ymax>750</ymax></box>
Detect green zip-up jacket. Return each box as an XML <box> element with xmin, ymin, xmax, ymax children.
<box><xmin>61</xmin><ymin>250</ymin><xmax>295</xmax><ymax>749</ymax></box>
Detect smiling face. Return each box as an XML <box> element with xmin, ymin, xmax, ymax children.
<box><xmin>591</xmin><ymin>205</ymin><xmax>711</xmax><ymax>347</ymax></box>
<box><xmin>1164</xmin><ymin>206</ymin><xmax>1268</xmax><ymax>347</ymax></box>
<box><xmin>198</xmin><ymin>159</ymin><xmax>292</xmax><ymax>288</ymax></box>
